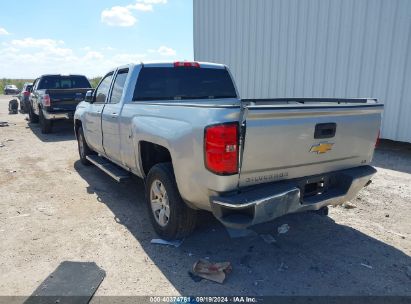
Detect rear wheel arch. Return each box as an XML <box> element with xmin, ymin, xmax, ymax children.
<box><xmin>139</xmin><ymin>141</ymin><xmax>173</xmax><ymax>177</ymax></box>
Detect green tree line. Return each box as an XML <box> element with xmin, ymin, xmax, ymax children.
<box><xmin>1</xmin><ymin>77</ymin><xmax>102</xmax><ymax>94</ymax></box>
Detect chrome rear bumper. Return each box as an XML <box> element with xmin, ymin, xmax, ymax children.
<box><xmin>210</xmin><ymin>166</ymin><xmax>376</xmax><ymax>229</ymax></box>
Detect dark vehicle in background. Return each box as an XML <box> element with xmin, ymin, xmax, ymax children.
<box><xmin>17</xmin><ymin>82</ymin><xmax>33</xmax><ymax>113</ymax></box>
<box><xmin>29</xmin><ymin>75</ymin><xmax>92</xmax><ymax>133</ymax></box>
<box><xmin>4</xmin><ymin>85</ymin><xmax>20</xmax><ymax>95</ymax></box>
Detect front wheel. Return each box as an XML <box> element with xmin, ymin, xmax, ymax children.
<box><xmin>77</xmin><ymin>126</ymin><xmax>95</xmax><ymax>165</ymax></box>
<box><xmin>145</xmin><ymin>163</ymin><xmax>197</xmax><ymax>240</ymax></box>
<box><xmin>28</xmin><ymin>105</ymin><xmax>39</xmax><ymax>123</ymax></box>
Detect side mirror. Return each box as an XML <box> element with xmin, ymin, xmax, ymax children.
<box><xmin>85</xmin><ymin>90</ymin><xmax>94</xmax><ymax>103</ymax></box>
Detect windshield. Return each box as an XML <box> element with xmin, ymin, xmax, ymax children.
<box><xmin>38</xmin><ymin>76</ymin><xmax>91</xmax><ymax>90</ymax></box>
<box><xmin>133</xmin><ymin>67</ymin><xmax>237</xmax><ymax>101</ymax></box>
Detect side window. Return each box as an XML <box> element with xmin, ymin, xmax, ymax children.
<box><xmin>95</xmin><ymin>73</ymin><xmax>113</xmax><ymax>104</ymax></box>
<box><xmin>32</xmin><ymin>79</ymin><xmax>39</xmax><ymax>91</ymax></box>
<box><xmin>109</xmin><ymin>69</ymin><xmax>129</xmax><ymax>104</ymax></box>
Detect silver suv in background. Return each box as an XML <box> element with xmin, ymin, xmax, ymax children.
<box><xmin>4</xmin><ymin>84</ymin><xmax>20</xmax><ymax>95</ymax></box>
<box><xmin>74</xmin><ymin>61</ymin><xmax>383</xmax><ymax>240</ymax></box>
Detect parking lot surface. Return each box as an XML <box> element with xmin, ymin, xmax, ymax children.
<box><xmin>0</xmin><ymin>95</ymin><xmax>410</xmax><ymax>297</ymax></box>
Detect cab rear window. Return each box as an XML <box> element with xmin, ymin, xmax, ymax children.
<box><xmin>133</xmin><ymin>67</ymin><xmax>237</xmax><ymax>101</ymax></box>
<box><xmin>38</xmin><ymin>76</ymin><xmax>91</xmax><ymax>90</ymax></box>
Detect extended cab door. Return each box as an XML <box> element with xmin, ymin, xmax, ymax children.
<box><xmin>83</xmin><ymin>72</ymin><xmax>113</xmax><ymax>153</ymax></box>
<box><xmin>101</xmin><ymin>68</ymin><xmax>129</xmax><ymax>162</ymax></box>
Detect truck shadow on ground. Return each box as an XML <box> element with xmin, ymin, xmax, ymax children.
<box><xmin>74</xmin><ymin>161</ymin><xmax>411</xmax><ymax>296</ymax></box>
<box><xmin>26</xmin><ymin>120</ymin><xmax>75</xmax><ymax>142</ymax></box>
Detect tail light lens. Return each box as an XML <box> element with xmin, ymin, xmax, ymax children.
<box><xmin>174</xmin><ymin>61</ymin><xmax>200</xmax><ymax>68</ymax></box>
<box><xmin>23</xmin><ymin>91</ymin><xmax>30</xmax><ymax>97</ymax></box>
<box><xmin>43</xmin><ymin>94</ymin><xmax>51</xmax><ymax>107</ymax></box>
<box><xmin>375</xmin><ymin>130</ymin><xmax>380</xmax><ymax>148</ymax></box>
<box><xmin>204</xmin><ymin>123</ymin><xmax>238</xmax><ymax>175</ymax></box>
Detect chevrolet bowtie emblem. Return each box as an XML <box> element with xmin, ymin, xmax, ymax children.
<box><xmin>310</xmin><ymin>142</ymin><xmax>334</xmax><ymax>154</ymax></box>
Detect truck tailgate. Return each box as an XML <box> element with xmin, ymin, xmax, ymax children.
<box><xmin>239</xmin><ymin>102</ymin><xmax>383</xmax><ymax>187</ymax></box>
<box><xmin>46</xmin><ymin>88</ymin><xmax>90</xmax><ymax>112</ymax></box>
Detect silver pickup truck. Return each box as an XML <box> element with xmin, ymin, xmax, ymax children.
<box><xmin>74</xmin><ymin>61</ymin><xmax>383</xmax><ymax>240</ymax></box>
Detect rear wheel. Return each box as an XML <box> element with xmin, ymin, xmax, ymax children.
<box><xmin>28</xmin><ymin>105</ymin><xmax>39</xmax><ymax>123</ymax></box>
<box><xmin>77</xmin><ymin>126</ymin><xmax>94</xmax><ymax>165</ymax></box>
<box><xmin>146</xmin><ymin>163</ymin><xmax>197</xmax><ymax>240</ymax></box>
<box><xmin>313</xmin><ymin>206</ymin><xmax>329</xmax><ymax>216</ymax></box>
<box><xmin>39</xmin><ymin>110</ymin><xmax>53</xmax><ymax>134</ymax></box>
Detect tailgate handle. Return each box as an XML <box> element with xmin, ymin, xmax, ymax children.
<box><xmin>314</xmin><ymin>123</ymin><xmax>336</xmax><ymax>139</ymax></box>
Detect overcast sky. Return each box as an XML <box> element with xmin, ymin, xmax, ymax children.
<box><xmin>0</xmin><ymin>0</ymin><xmax>193</xmax><ymax>78</ymax></box>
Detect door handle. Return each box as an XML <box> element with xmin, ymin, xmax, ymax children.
<box><xmin>111</xmin><ymin>112</ymin><xmax>118</xmax><ymax>118</ymax></box>
<box><xmin>96</xmin><ymin>110</ymin><xmax>102</xmax><ymax>114</ymax></box>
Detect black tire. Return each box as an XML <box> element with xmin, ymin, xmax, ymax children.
<box><xmin>312</xmin><ymin>206</ymin><xmax>329</xmax><ymax>216</ymax></box>
<box><xmin>39</xmin><ymin>110</ymin><xmax>53</xmax><ymax>134</ymax></box>
<box><xmin>145</xmin><ymin>163</ymin><xmax>197</xmax><ymax>240</ymax></box>
<box><xmin>28</xmin><ymin>105</ymin><xmax>39</xmax><ymax>123</ymax></box>
<box><xmin>77</xmin><ymin>126</ymin><xmax>94</xmax><ymax>165</ymax></box>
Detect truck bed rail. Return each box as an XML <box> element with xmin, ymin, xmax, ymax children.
<box><xmin>241</xmin><ymin>98</ymin><xmax>378</xmax><ymax>104</ymax></box>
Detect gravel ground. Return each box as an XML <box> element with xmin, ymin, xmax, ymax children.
<box><xmin>0</xmin><ymin>95</ymin><xmax>410</xmax><ymax>297</ymax></box>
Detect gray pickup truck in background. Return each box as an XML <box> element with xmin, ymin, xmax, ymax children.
<box><xmin>74</xmin><ymin>61</ymin><xmax>383</xmax><ymax>240</ymax></box>
<box><xmin>29</xmin><ymin>75</ymin><xmax>92</xmax><ymax>133</ymax></box>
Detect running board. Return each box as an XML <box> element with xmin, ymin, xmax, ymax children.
<box><xmin>86</xmin><ymin>155</ymin><xmax>130</xmax><ymax>182</ymax></box>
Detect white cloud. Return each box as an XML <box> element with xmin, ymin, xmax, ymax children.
<box><xmin>0</xmin><ymin>37</ymin><xmax>181</xmax><ymax>78</ymax></box>
<box><xmin>101</xmin><ymin>6</ymin><xmax>137</xmax><ymax>27</ymax></box>
<box><xmin>101</xmin><ymin>0</ymin><xmax>167</xmax><ymax>27</ymax></box>
<box><xmin>84</xmin><ymin>51</ymin><xmax>104</xmax><ymax>60</ymax></box>
<box><xmin>0</xmin><ymin>27</ymin><xmax>10</xmax><ymax>36</ymax></box>
<box><xmin>149</xmin><ymin>46</ymin><xmax>177</xmax><ymax>56</ymax></box>
<box><xmin>10</xmin><ymin>38</ymin><xmax>62</xmax><ymax>48</ymax></box>
<box><xmin>139</xmin><ymin>0</ymin><xmax>167</xmax><ymax>4</ymax></box>
<box><xmin>126</xmin><ymin>3</ymin><xmax>153</xmax><ymax>11</ymax></box>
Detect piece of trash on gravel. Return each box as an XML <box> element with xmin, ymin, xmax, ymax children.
<box><xmin>342</xmin><ymin>202</ymin><xmax>357</xmax><ymax>209</ymax></box>
<box><xmin>260</xmin><ymin>234</ymin><xmax>276</xmax><ymax>244</ymax></box>
<box><xmin>0</xmin><ymin>122</ymin><xmax>9</xmax><ymax>127</ymax></box>
<box><xmin>192</xmin><ymin>259</ymin><xmax>232</xmax><ymax>284</ymax></box>
<box><xmin>360</xmin><ymin>263</ymin><xmax>373</xmax><ymax>269</ymax></box>
<box><xmin>9</xmin><ymin>213</ymin><xmax>30</xmax><ymax>219</ymax></box>
<box><xmin>150</xmin><ymin>238</ymin><xmax>183</xmax><ymax>248</ymax></box>
<box><xmin>277</xmin><ymin>224</ymin><xmax>290</xmax><ymax>234</ymax></box>
<box><xmin>226</xmin><ymin>227</ymin><xmax>257</xmax><ymax>238</ymax></box>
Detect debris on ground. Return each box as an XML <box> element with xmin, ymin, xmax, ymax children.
<box><xmin>191</xmin><ymin>259</ymin><xmax>232</xmax><ymax>284</ymax></box>
<box><xmin>360</xmin><ymin>263</ymin><xmax>373</xmax><ymax>269</ymax></box>
<box><xmin>150</xmin><ymin>238</ymin><xmax>183</xmax><ymax>248</ymax></box>
<box><xmin>226</xmin><ymin>227</ymin><xmax>257</xmax><ymax>238</ymax></box>
<box><xmin>188</xmin><ymin>271</ymin><xmax>203</xmax><ymax>282</ymax></box>
<box><xmin>342</xmin><ymin>202</ymin><xmax>357</xmax><ymax>209</ymax></box>
<box><xmin>260</xmin><ymin>234</ymin><xmax>276</xmax><ymax>244</ymax></box>
<box><xmin>277</xmin><ymin>224</ymin><xmax>290</xmax><ymax>234</ymax></box>
<box><xmin>9</xmin><ymin>213</ymin><xmax>30</xmax><ymax>219</ymax></box>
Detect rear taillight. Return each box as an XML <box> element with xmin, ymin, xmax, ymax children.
<box><xmin>43</xmin><ymin>94</ymin><xmax>51</xmax><ymax>107</ymax></box>
<box><xmin>23</xmin><ymin>91</ymin><xmax>30</xmax><ymax>97</ymax></box>
<box><xmin>174</xmin><ymin>61</ymin><xmax>200</xmax><ymax>68</ymax></box>
<box><xmin>375</xmin><ymin>130</ymin><xmax>380</xmax><ymax>148</ymax></box>
<box><xmin>204</xmin><ymin>123</ymin><xmax>238</xmax><ymax>175</ymax></box>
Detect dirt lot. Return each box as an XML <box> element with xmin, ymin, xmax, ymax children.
<box><xmin>0</xmin><ymin>94</ymin><xmax>410</xmax><ymax>298</ymax></box>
